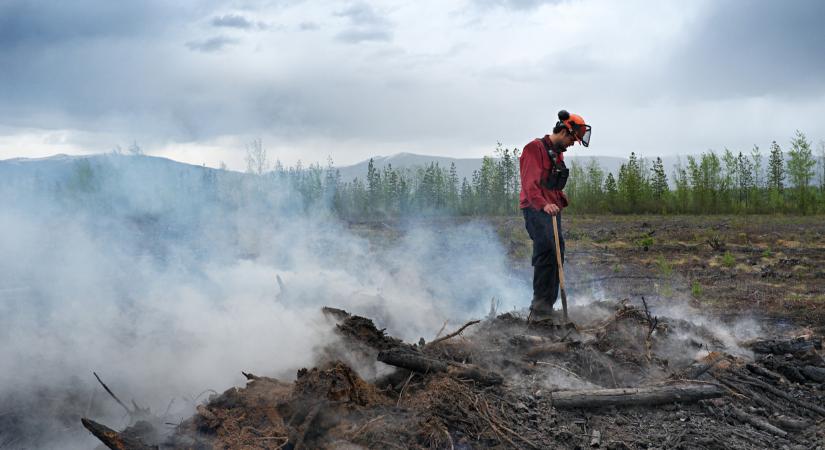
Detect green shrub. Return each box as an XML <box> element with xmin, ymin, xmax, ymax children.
<box><xmin>722</xmin><ymin>251</ymin><xmax>735</xmax><ymax>268</ymax></box>
<box><xmin>656</xmin><ymin>256</ymin><xmax>673</xmax><ymax>277</ymax></box>
<box><xmin>636</xmin><ymin>236</ymin><xmax>654</xmax><ymax>250</ymax></box>
<box><xmin>691</xmin><ymin>281</ymin><xmax>703</xmax><ymax>298</ymax></box>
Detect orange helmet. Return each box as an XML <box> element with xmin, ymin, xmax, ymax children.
<box><xmin>556</xmin><ymin>110</ymin><xmax>591</xmax><ymax>147</ymax></box>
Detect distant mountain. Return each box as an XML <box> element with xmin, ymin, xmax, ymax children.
<box><xmin>336</xmin><ymin>152</ymin><xmax>690</xmax><ymax>183</ymax></box>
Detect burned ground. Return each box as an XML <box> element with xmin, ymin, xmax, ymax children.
<box><xmin>74</xmin><ymin>215</ymin><xmax>825</xmax><ymax>449</ymax></box>
<box><xmin>83</xmin><ymin>300</ymin><xmax>824</xmax><ymax>449</ymax></box>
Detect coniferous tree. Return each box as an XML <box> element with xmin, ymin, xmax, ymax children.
<box><xmin>768</xmin><ymin>141</ymin><xmax>785</xmax><ymax>191</ymax></box>
<box><xmin>459</xmin><ymin>177</ymin><xmax>473</xmax><ymax>214</ymax></box>
<box><xmin>447</xmin><ymin>162</ymin><xmax>459</xmax><ymax>211</ymax></box>
<box><xmin>736</xmin><ymin>152</ymin><xmax>754</xmax><ymax>212</ymax></box>
<box><xmin>767</xmin><ymin>141</ymin><xmax>785</xmax><ymax>212</ymax></box>
<box><xmin>617</xmin><ymin>152</ymin><xmax>643</xmax><ymax>212</ymax></box>
<box><xmin>650</xmin><ymin>157</ymin><xmax>668</xmax><ymax>209</ymax></box>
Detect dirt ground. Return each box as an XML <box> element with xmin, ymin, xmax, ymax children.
<box><xmin>494</xmin><ymin>214</ymin><xmax>825</xmax><ymax>328</ymax></box>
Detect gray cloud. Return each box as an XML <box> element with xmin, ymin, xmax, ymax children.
<box><xmin>334</xmin><ymin>2</ymin><xmax>392</xmax><ymax>43</ymax></box>
<box><xmin>334</xmin><ymin>2</ymin><xmax>387</xmax><ymax>25</ymax></box>
<box><xmin>211</xmin><ymin>13</ymin><xmax>253</xmax><ymax>29</ymax></box>
<box><xmin>471</xmin><ymin>0</ymin><xmax>562</xmax><ymax>10</ymax></box>
<box><xmin>0</xmin><ymin>0</ymin><xmax>199</xmax><ymax>48</ymax></box>
<box><xmin>336</xmin><ymin>28</ymin><xmax>391</xmax><ymax>43</ymax></box>
<box><xmin>670</xmin><ymin>0</ymin><xmax>825</xmax><ymax>98</ymax></box>
<box><xmin>0</xmin><ymin>0</ymin><xmax>823</xmax><ymax>165</ymax></box>
<box><xmin>186</xmin><ymin>35</ymin><xmax>240</xmax><ymax>52</ymax></box>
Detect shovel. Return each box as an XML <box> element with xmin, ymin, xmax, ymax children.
<box><xmin>551</xmin><ymin>214</ymin><xmax>569</xmax><ymax>322</ymax></box>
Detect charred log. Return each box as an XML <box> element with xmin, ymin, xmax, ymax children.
<box><xmin>80</xmin><ymin>418</ymin><xmax>158</xmax><ymax>450</ymax></box>
<box><xmin>800</xmin><ymin>365</ymin><xmax>825</xmax><ymax>383</ymax></box>
<box><xmin>745</xmin><ymin>336</ymin><xmax>822</xmax><ymax>355</ymax></box>
<box><xmin>377</xmin><ymin>348</ymin><xmax>503</xmax><ymax>385</ymax></box>
<box><xmin>550</xmin><ymin>382</ymin><xmax>725</xmax><ymax>409</ymax></box>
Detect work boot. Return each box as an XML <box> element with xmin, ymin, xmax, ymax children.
<box><xmin>528</xmin><ymin>297</ymin><xmax>555</xmax><ymax>323</ymax></box>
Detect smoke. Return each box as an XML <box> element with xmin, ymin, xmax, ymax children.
<box><xmin>0</xmin><ymin>155</ymin><xmax>529</xmax><ymax>448</ymax></box>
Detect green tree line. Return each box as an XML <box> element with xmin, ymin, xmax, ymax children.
<box><xmin>565</xmin><ymin>130</ymin><xmax>824</xmax><ymax>215</ymax></box>
<box><xmin>46</xmin><ymin>131</ymin><xmax>823</xmax><ymax>218</ymax></box>
<box><xmin>256</xmin><ymin>130</ymin><xmax>825</xmax><ymax>217</ymax></box>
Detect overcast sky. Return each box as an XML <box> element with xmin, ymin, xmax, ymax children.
<box><xmin>1</xmin><ymin>0</ymin><xmax>824</xmax><ymax>169</ymax></box>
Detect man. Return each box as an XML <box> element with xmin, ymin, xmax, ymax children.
<box><xmin>519</xmin><ymin>110</ymin><xmax>591</xmax><ymax>321</ymax></box>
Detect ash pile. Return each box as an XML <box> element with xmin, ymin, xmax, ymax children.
<box><xmin>84</xmin><ymin>300</ymin><xmax>825</xmax><ymax>449</ymax></box>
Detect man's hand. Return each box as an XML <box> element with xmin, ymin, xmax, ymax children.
<box><xmin>542</xmin><ymin>203</ymin><xmax>560</xmax><ymax>215</ymax></box>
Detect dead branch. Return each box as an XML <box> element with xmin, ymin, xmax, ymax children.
<box><xmin>81</xmin><ymin>418</ymin><xmax>157</xmax><ymax>450</ymax></box>
<box><xmin>93</xmin><ymin>372</ymin><xmax>132</xmax><ymax>416</ymax></box>
<box><xmin>434</xmin><ymin>320</ymin><xmax>449</xmax><ymax>339</ymax></box>
<box><xmin>397</xmin><ymin>372</ymin><xmax>415</xmax><ymax>407</ymax></box>
<box><xmin>728</xmin><ymin>407</ymin><xmax>787</xmax><ymax>437</ymax></box>
<box><xmin>426</xmin><ymin>320</ymin><xmax>481</xmax><ymax>348</ymax></box>
<box><xmin>745</xmin><ymin>363</ymin><xmax>785</xmax><ymax>383</ymax></box>
<box><xmin>640</xmin><ymin>296</ymin><xmax>658</xmax><ymax>340</ymax></box>
<box><xmin>675</xmin><ymin>352</ymin><xmax>725</xmax><ymax>380</ymax></box>
<box><xmin>290</xmin><ymin>401</ymin><xmax>325</xmax><ymax>450</ymax></box>
<box><xmin>735</xmin><ymin>373</ymin><xmax>825</xmax><ymax>416</ymax></box>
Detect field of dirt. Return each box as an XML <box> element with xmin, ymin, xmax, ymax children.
<box><xmin>496</xmin><ymin>214</ymin><xmax>825</xmax><ymax>328</ymax></box>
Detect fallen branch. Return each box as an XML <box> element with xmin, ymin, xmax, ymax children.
<box><xmin>426</xmin><ymin>320</ymin><xmax>480</xmax><ymax>348</ymax></box>
<box><xmin>736</xmin><ymin>373</ymin><xmax>825</xmax><ymax>416</ymax></box>
<box><xmin>745</xmin><ymin>364</ymin><xmax>785</xmax><ymax>384</ymax></box>
<box><xmin>81</xmin><ymin>418</ymin><xmax>157</xmax><ymax>450</ymax></box>
<box><xmin>729</xmin><ymin>407</ymin><xmax>787</xmax><ymax>437</ymax></box>
<box><xmin>675</xmin><ymin>352</ymin><xmax>724</xmax><ymax>380</ymax></box>
<box><xmin>550</xmin><ymin>382</ymin><xmax>725</xmax><ymax>409</ymax></box>
<box><xmin>377</xmin><ymin>348</ymin><xmax>502</xmax><ymax>385</ymax></box>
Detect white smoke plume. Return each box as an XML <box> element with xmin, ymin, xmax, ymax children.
<box><xmin>0</xmin><ymin>155</ymin><xmax>529</xmax><ymax>448</ymax></box>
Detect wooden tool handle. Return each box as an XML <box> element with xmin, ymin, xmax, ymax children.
<box><xmin>551</xmin><ymin>214</ymin><xmax>568</xmax><ymax>321</ymax></box>
<box><xmin>551</xmin><ymin>215</ymin><xmax>565</xmax><ymax>289</ymax></box>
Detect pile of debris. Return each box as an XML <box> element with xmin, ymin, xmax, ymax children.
<box><xmin>84</xmin><ymin>300</ymin><xmax>824</xmax><ymax>449</ymax></box>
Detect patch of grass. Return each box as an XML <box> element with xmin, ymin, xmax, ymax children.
<box><xmin>691</xmin><ymin>280</ymin><xmax>703</xmax><ymax>298</ymax></box>
<box><xmin>636</xmin><ymin>236</ymin><xmax>654</xmax><ymax>250</ymax></box>
<box><xmin>762</xmin><ymin>248</ymin><xmax>773</xmax><ymax>258</ymax></box>
<box><xmin>612</xmin><ymin>263</ymin><xmax>621</xmax><ymax>273</ymax></box>
<box><xmin>721</xmin><ymin>251</ymin><xmax>735</xmax><ymax>268</ymax></box>
<box><xmin>786</xmin><ymin>292</ymin><xmax>807</xmax><ymax>302</ymax></box>
<box><xmin>655</xmin><ymin>256</ymin><xmax>673</xmax><ymax>277</ymax></box>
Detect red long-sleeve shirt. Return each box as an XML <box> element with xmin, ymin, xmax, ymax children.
<box><xmin>519</xmin><ymin>135</ymin><xmax>569</xmax><ymax>210</ymax></box>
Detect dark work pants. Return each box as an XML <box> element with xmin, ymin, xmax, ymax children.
<box><xmin>522</xmin><ymin>208</ymin><xmax>565</xmax><ymax>313</ymax></box>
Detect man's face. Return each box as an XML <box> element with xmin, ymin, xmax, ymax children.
<box><xmin>563</xmin><ymin>132</ymin><xmax>578</xmax><ymax>148</ymax></box>
<box><xmin>554</xmin><ymin>131</ymin><xmax>577</xmax><ymax>152</ymax></box>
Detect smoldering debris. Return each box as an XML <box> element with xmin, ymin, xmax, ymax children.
<box><xmin>83</xmin><ymin>300</ymin><xmax>825</xmax><ymax>449</ymax></box>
